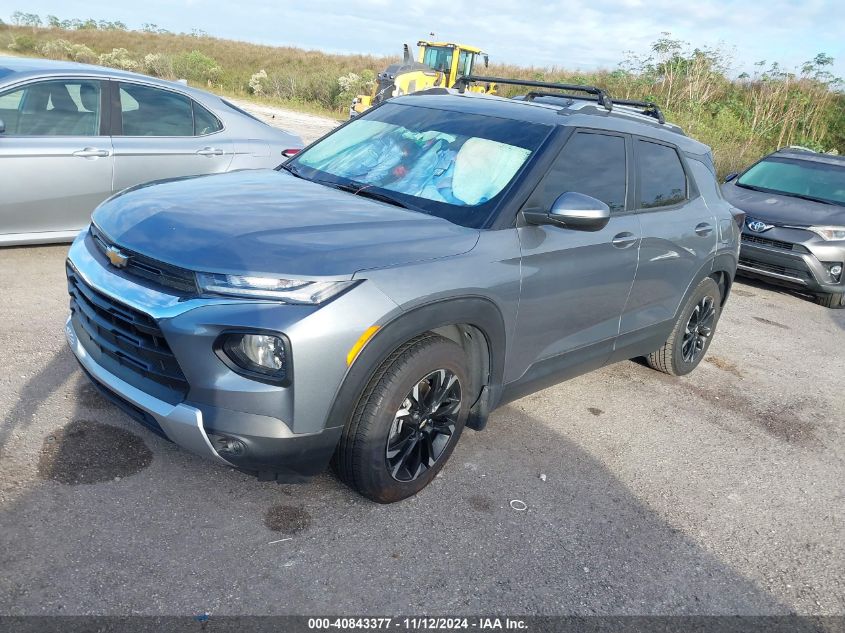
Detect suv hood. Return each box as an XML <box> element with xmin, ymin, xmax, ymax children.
<box><xmin>722</xmin><ymin>182</ymin><xmax>845</xmax><ymax>226</ymax></box>
<box><xmin>92</xmin><ymin>170</ymin><xmax>480</xmax><ymax>278</ymax></box>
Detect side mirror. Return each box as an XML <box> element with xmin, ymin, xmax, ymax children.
<box><xmin>524</xmin><ymin>192</ymin><xmax>611</xmax><ymax>231</ymax></box>
<box><xmin>0</xmin><ymin>119</ymin><xmax>5</xmax><ymax>134</ymax></box>
<box><xmin>483</xmin><ymin>55</ymin><xmax>489</xmax><ymax>68</ymax></box>
<box><xmin>724</xmin><ymin>172</ymin><xmax>738</xmax><ymax>183</ymax></box>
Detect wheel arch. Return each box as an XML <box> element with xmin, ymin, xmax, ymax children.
<box><xmin>324</xmin><ymin>296</ymin><xmax>507</xmax><ymax>434</ymax></box>
<box><xmin>673</xmin><ymin>254</ymin><xmax>736</xmax><ymax>322</ymax></box>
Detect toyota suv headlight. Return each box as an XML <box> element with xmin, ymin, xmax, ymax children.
<box><xmin>808</xmin><ymin>226</ymin><xmax>845</xmax><ymax>241</ymax></box>
<box><xmin>197</xmin><ymin>273</ymin><xmax>358</xmax><ymax>304</ymax></box>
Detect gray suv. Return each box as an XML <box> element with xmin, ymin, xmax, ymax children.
<box><xmin>722</xmin><ymin>147</ymin><xmax>845</xmax><ymax>308</ymax></box>
<box><xmin>64</xmin><ymin>79</ymin><xmax>740</xmax><ymax>502</ymax></box>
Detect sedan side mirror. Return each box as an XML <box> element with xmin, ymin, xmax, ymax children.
<box><xmin>0</xmin><ymin>119</ymin><xmax>5</xmax><ymax>134</ymax></box>
<box><xmin>523</xmin><ymin>192</ymin><xmax>611</xmax><ymax>231</ymax></box>
<box><xmin>724</xmin><ymin>172</ymin><xmax>738</xmax><ymax>183</ymax></box>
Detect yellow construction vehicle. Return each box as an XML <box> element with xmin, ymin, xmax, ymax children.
<box><xmin>350</xmin><ymin>41</ymin><xmax>495</xmax><ymax>118</ymax></box>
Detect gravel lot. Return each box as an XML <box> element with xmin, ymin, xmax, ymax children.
<box><xmin>0</xmin><ymin>104</ymin><xmax>843</xmax><ymax>617</ymax></box>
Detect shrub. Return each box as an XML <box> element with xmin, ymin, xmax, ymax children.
<box><xmin>336</xmin><ymin>70</ymin><xmax>375</xmax><ymax>107</ymax></box>
<box><xmin>172</xmin><ymin>50</ymin><xmax>221</xmax><ymax>85</ymax></box>
<box><xmin>8</xmin><ymin>34</ymin><xmax>36</xmax><ymax>52</ymax></box>
<box><xmin>70</xmin><ymin>44</ymin><xmax>97</xmax><ymax>64</ymax></box>
<box><xmin>144</xmin><ymin>53</ymin><xmax>173</xmax><ymax>78</ymax></box>
<box><xmin>249</xmin><ymin>69</ymin><xmax>268</xmax><ymax>95</ymax></box>
<box><xmin>98</xmin><ymin>48</ymin><xmax>138</xmax><ymax>71</ymax></box>
<box><xmin>39</xmin><ymin>38</ymin><xmax>72</xmax><ymax>59</ymax></box>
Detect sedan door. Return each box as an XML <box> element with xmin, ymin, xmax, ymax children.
<box><xmin>507</xmin><ymin>130</ymin><xmax>640</xmax><ymax>390</ymax></box>
<box><xmin>110</xmin><ymin>81</ymin><xmax>233</xmax><ymax>193</ymax></box>
<box><xmin>0</xmin><ymin>78</ymin><xmax>113</xmax><ymax>240</ymax></box>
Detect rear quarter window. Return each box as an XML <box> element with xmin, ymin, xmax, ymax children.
<box><xmin>637</xmin><ymin>139</ymin><xmax>687</xmax><ymax>208</ymax></box>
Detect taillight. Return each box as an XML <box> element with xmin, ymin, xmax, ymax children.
<box><xmin>282</xmin><ymin>148</ymin><xmax>300</xmax><ymax>157</ymax></box>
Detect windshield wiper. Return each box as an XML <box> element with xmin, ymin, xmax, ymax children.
<box><xmin>333</xmin><ymin>182</ymin><xmax>422</xmax><ymax>212</ymax></box>
<box><xmin>737</xmin><ymin>182</ymin><xmax>836</xmax><ymax>206</ymax></box>
<box><xmin>776</xmin><ymin>191</ymin><xmax>835</xmax><ymax>206</ymax></box>
<box><xmin>735</xmin><ymin>182</ymin><xmax>768</xmax><ymax>193</ymax></box>
<box><xmin>279</xmin><ymin>162</ymin><xmax>306</xmax><ymax>179</ymax></box>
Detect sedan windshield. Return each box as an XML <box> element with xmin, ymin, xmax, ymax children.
<box><xmin>737</xmin><ymin>157</ymin><xmax>845</xmax><ymax>206</ymax></box>
<box><xmin>288</xmin><ymin>102</ymin><xmax>551</xmax><ymax>228</ymax></box>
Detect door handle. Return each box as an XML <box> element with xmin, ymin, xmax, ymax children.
<box><xmin>612</xmin><ymin>232</ymin><xmax>638</xmax><ymax>249</ymax></box>
<box><xmin>72</xmin><ymin>148</ymin><xmax>110</xmax><ymax>158</ymax></box>
<box><xmin>196</xmin><ymin>147</ymin><xmax>224</xmax><ymax>156</ymax></box>
<box><xmin>695</xmin><ymin>222</ymin><xmax>714</xmax><ymax>237</ymax></box>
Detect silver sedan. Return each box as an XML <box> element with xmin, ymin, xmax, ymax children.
<box><xmin>0</xmin><ymin>56</ymin><xmax>304</xmax><ymax>246</ymax></box>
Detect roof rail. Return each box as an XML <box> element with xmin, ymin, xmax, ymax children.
<box><xmin>520</xmin><ymin>90</ymin><xmax>666</xmax><ymax>124</ymax></box>
<box><xmin>611</xmin><ymin>98</ymin><xmax>666</xmax><ymax>124</ymax></box>
<box><xmin>456</xmin><ymin>76</ymin><xmax>669</xmax><ymax>124</ymax></box>
<box><xmin>456</xmin><ymin>75</ymin><xmax>613</xmax><ymax>111</ymax></box>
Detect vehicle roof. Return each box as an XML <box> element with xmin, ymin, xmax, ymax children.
<box><xmin>418</xmin><ymin>41</ymin><xmax>485</xmax><ymax>54</ymax></box>
<box><xmin>392</xmin><ymin>90</ymin><xmax>711</xmax><ymax>156</ymax></box>
<box><xmin>0</xmin><ymin>55</ymin><xmax>217</xmax><ymax>101</ymax></box>
<box><xmin>770</xmin><ymin>147</ymin><xmax>845</xmax><ymax>168</ymax></box>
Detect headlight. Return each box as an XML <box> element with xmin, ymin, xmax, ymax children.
<box><xmin>808</xmin><ymin>226</ymin><xmax>845</xmax><ymax>241</ymax></box>
<box><xmin>197</xmin><ymin>273</ymin><xmax>357</xmax><ymax>304</ymax></box>
<box><xmin>217</xmin><ymin>332</ymin><xmax>288</xmax><ymax>382</ymax></box>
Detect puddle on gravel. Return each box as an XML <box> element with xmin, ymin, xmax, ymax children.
<box><xmin>468</xmin><ymin>495</ymin><xmax>495</xmax><ymax>513</ymax></box>
<box><xmin>75</xmin><ymin>381</ymin><xmax>111</xmax><ymax>410</ymax></box>
<box><xmin>264</xmin><ymin>505</ymin><xmax>311</xmax><ymax>534</ymax></box>
<box><xmin>681</xmin><ymin>382</ymin><xmax>819</xmax><ymax>447</ymax></box>
<box><xmin>705</xmin><ymin>355</ymin><xmax>744</xmax><ymax>378</ymax></box>
<box><xmin>38</xmin><ymin>420</ymin><xmax>153</xmax><ymax>484</ymax></box>
<box><xmin>752</xmin><ymin>316</ymin><xmax>790</xmax><ymax>330</ymax></box>
<box><xmin>731</xmin><ymin>288</ymin><xmax>756</xmax><ymax>298</ymax></box>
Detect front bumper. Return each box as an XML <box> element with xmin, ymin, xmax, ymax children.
<box><xmin>65</xmin><ymin>315</ymin><xmax>231</xmax><ymax>465</ymax></box>
<box><xmin>64</xmin><ymin>228</ymin><xmax>399</xmax><ymax>481</ymax></box>
<box><xmin>737</xmin><ymin>228</ymin><xmax>844</xmax><ymax>294</ymax></box>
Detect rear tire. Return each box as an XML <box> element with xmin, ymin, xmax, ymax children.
<box><xmin>332</xmin><ymin>334</ymin><xmax>469</xmax><ymax>503</ymax></box>
<box><xmin>646</xmin><ymin>277</ymin><xmax>722</xmax><ymax>376</ymax></box>
<box><xmin>814</xmin><ymin>292</ymin><xmax>845</xmax><ymax>309</ymax></box>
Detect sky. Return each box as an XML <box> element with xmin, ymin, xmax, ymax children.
<box><xmin>5</xmin><ymin>0</ymin><xmax>845</xmax><ymax>78</ymax></box>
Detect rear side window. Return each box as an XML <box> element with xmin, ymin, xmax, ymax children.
<box><xmin>193</xmin><ymin>102</ymin><xmax>222</xmax><ymax>135</ymax></box>
<box><xmin>637</xmin><ymin>140</ymin><xmax>687</xmax><ymax>208</ymax></box>
<box><xmin>118</xmin><ymin>83</ymin><xmax>193</xmax><ymax>136</ymax></box>
<box><xmin>525</xmin><ymin>131</ymin><xmax>627</xmax><ymax>213</ymax></box>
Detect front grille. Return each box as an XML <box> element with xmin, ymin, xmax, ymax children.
<box><xmin>741</xmin><ymin>233</ymin><xmax>807</xmax><ymax>253</ymax></box>
<box><xmin>738</xmin><ymin>257</ymin><xmax>810</xmax><ymax>280</ymax></box>
<box><xmin>90</xmin><ymin>224</ymin><xmax>198</xmax><ymax>294</ymax></box>
<box><xmin>67</xmin><ymin>264</ymin><xmax>188</xmax><ymax>398</ymax></box>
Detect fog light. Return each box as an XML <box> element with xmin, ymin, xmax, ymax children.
<box><xmin>217</xmin><ymin>332</ymin><xmax>288</xmax><ymax>382</ymax></box>
<box><xmin>209</xmin><ymin>433</ymin><xmax>246</xmax><ymax>456</ymax></box>
<box><xmin>825</xmin><ymin>263</ymin><xmax>843</xmax><ymax>282</ymax></box>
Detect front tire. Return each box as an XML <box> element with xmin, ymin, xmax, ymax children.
<box><xmin>332</xmin><ymin>334</ymin><xmax>469</xmax><ymax>503</ymax></box>
<box><xmin>646</xmin><ymin>277</ymin><xmax>722</xmax><ymax>376</ymax></box>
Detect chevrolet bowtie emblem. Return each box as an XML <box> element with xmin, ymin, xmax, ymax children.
<box><xmin>105</xmin><ymin>246</ymin><xmax>129</xmax><ymax>268</ymax></box>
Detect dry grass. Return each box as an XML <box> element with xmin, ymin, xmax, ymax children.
<box><xmin>2</xmin><ymin>22</ymin><xmax>842</xmax><ymax>176</ymax></box>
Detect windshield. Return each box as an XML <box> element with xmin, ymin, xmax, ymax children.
<box><xmin>737</xmin><ymin>156</ymin><xmax>845</xmax><ymax>206</ymax></box>
<box><xmin>423</xmin><ymin>47</ymin><xmax>453</xmax><ymax>72</ymax></box>
<box><xmin>289</xmin><ymin>103</ymin><xmax>550</xmax><ymax>228</ymax></box>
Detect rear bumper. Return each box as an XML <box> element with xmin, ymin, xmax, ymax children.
<box><xmin>738</xmin><ymin>233</ymin><xmax>844</xmax><ymax>294</ymax></box>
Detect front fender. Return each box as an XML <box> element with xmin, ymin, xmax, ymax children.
<box><xmin>323</xmin><ymin>296</ymin><xmax>507</xmax><ymax>431</ymax></box>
